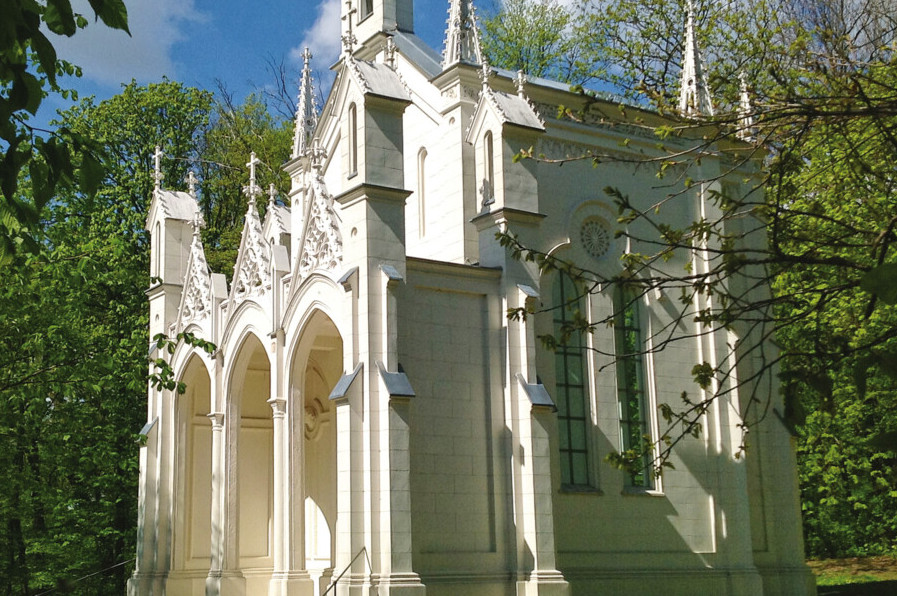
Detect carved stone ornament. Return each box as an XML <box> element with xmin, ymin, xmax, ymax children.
<box><xmin>580</xmin><ymin>218</ymin><xmax>611</xmax><ymax>260</ymax></box>
<box><xmin>297</xmin><ymin>174</ymin><xmax>342</xmax><ymax>281</ymax></box>
<box><xmin>232</xmin><ymin>204</ymin><xmax>272</xmax><ymax>305</ymax></box>
<box><xmin>177</xmin><ymin>215</ymin><xmax>212</xmax><ymax>330</ymax></box>
<box><xmin>304</xmin><ymin>398</ymin><xmax>325</xmax><ymax>440</ymax></box>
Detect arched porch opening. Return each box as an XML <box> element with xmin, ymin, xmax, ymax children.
<box><xmin>290</xmin><ymin>310</ymin><xmax>342</xmax><ymax>592</ymax></box>
<box><xmin>231</xmin><ymin>332</ymin><xmax>274</xmax><ymax>588</ymax></box>
<box><xmin>169</xmin><ymin>355</ymin><xmax>212</xmax><ymax>594</ymax></box>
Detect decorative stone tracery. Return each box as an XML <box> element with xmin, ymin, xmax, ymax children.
<box><xmin>297</xmin><ymin>173</ymin><xmax>342</xmax><ymax>281</ymax></box>
<box><xmin>231</xmin><ymin>153</ymin><xmax>272</xmax><ymax>305</ymax></box>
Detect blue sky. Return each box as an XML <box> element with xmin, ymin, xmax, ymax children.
<box><xmin>42</xmin><ymin>0</ymin><xmax>456</xmax><ymax>119</ymax></box>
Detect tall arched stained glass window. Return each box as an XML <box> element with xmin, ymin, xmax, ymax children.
<box><xmin>553</xmin><ymin>273</ymin><xmax>590</xmax><ymax>487</ymax></box>
<box><xmin>614</xmin><ymin>285</ymin><xmax>652</xmax><ymax>488</ymax></box>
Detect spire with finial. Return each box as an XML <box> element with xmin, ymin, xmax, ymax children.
<box><xmin>480</xmin><ymin>57</ymin><xmax>493</xmax><ymax>90</ymax></box>
<box><xmin>153</xmin><ymin>146</ymin><xmax>165</xmax><ymax>192</ymax></box>
<box><xmin>243</xmin><ymin>152</ymin><xmax>262</xmax><ymax>206</ymax></box>
<box><xmin>190</xmin><ymin>208</ymin><xmax>202</xmax><ymax>240</ymax></box>
<box><xmin>291</xmin><ymin>48</ymin><xmax>318</xmax><ymax>159</ymax></box>
<box><xmin>678</xmin><ymin>0</ymin><xmax>714</xmax><ymax>118</ymax></box>
<box><xmin>515</xmin><ymin>70</ymin><xmax>527</xmax><ymax>98</ymax></box>
<box><xmin>341</xmin><ymin>0</ymin><xmax>358</xmax><ymax>55</ymax></box>
<box><xmin>384</xmin><ymin>36</ymin><xmax>397</xmax><ymax>69</ymax></box>
<box><xmin>737</xmin><ymin>72</ymin><xmax>754</xmax><ymax>140</ymax></box>
<box><xmin>267</xmin><ymin>183</ymin><xmax>278</xmax><ymax>209</ymax></box>
<box><xmin>185</xmin><ymin>170</ymin><xmax>198</xmax><ymax>198</ymax></box>
<box><xmin>442</xmin><ymin>0</ymin><xmax>483</xmax><ymax>68</ymax></box>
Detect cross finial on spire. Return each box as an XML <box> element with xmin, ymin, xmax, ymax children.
<box><xmin>153</xmin><ymin>146</ymin><xmax>164</xmax><ymax>192</ymax></box>
<box><xmin>243</xmin><ymin>152</ymin><xmax>262</xmax><ymax>205</ymax></box>
<box><xmin>679</xmin><ymin>0</ymin><xmax>714</xmax><ymax>117</ymax></box>
<box><xmin>185</xmin><ymin>170</ymin><xmax>198</xmax><ymax>198</ymax></box>
<box><xmin>342</xmin><ymin>0</ymin><xmax>358</xmax><ymax>53</ymax></box>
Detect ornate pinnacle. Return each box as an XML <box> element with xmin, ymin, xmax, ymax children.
<box><xmin>341</xmin><ymin>0</ymin><xmax>358</xmax><ymax>54</ymax></box>
<box><xmin>385</xmin><ymin>36</ymin><xmax>397</xmax><ymax>69</ymax></box>
<box><xmin>678</xmin><ymin>0</ymin><xmax>714</xmax><ymax>117</ymax></box>
<box><xmin>443</xmin><ymin>0</ymin><xmax>484</xmax><ymax>68</ymax></box>
<box><xmin>243</xmin><ymin>152</ymin><xmax>262</xmax><ymax>206</ymax></box>
<box><xmin>185</xmin><ymin>170</ymin><xmax>198</xmax><ymax>198</ymax></box>
<box><xmin>480</xmin><ymin>58</ymin><xmax>493</xmax><ymax>89</ymax></box>
<box><xmin>310</xmin><ymin>138</ymin><xmax>327</xmax><ymax>172</ymax></box>
<box><xmin>191</xmin><ymin>209</ymin><xmax>202</xmax><ymax>239</ymax></box>
<box><xmin>737</xmin><ymin>72</ymin><xmax>755</xmax><ymax>140</ymax></box>
<box><xmin>153</xmin><ymin>146</ymin><xmax>164</xmax><ymax>192</ymax></box>
<box><xmin>292</xmin><ymin>47</ymin><xmax>318</xmax><ymax>159</ymax></box>
<box><xmin>515</xmin><ymin>70</ymin><xmax>527</xmax><ymax>97</ymax></box>
<box><xmin>267</xmin><ymin>183</ymin><xmax>278</xmax><ymax>208</ymax></box>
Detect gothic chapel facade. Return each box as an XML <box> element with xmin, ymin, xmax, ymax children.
<box><xmin>130</xmin><ymin>0</ymin><xmax>815</xmax><ymax>594</ymax></box>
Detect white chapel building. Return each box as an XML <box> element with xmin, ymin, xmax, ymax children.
<box><xmin>129</xmin><ymin>0</ymin><xmax>815</xmax><ymax>594</ymax></box>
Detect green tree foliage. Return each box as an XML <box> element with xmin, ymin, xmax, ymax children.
<box><xmin>0</xmin><ymin>77</ymin><xmax>293</xmax><ymax>593</ymax></box>
<box><xmin>197</xmin><ymin>93</ymin><xmax>293</xmax><ymax>276</ymax></box>
<box><xmin>486</xmin><ymin>0</ymin><xmax>897</xmax><ymax>555</ymax></box>
<box><xmin>480</xmin><ymin>0</ymin><xmax>582</xmax><ymax>83</ymax></box>
<box><xmin>0</xmin><ymin>80</ymin><xmax>211</xmax><ymax>595</ymax></box>
<box><xmin>1</xmin><ymin>0</ymin><xmax>129</xmax><ymax>263</ymax></box>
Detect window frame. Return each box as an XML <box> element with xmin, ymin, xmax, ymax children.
<box><xmin>552</xmin><ymin>272</ymin><xmax>593</xmax><ymax>489</ymax></box>
<box><xmin>613</xmin><ymin>284</ymin><xmax>656</xmax><ymax>490</ymax></box>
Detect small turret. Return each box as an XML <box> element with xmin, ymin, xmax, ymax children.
<box><xmin>737</xmin><ymin>72</ymin><xmax>755</xmax><ymax>140</ymax></box>
<box><xmin>442</xmin><ymin>0</ymin><xmax>483</xmax><ymax>68</ymax></box>
<box><xmin>291</xmin><ymin>48</ymin><xmax>318</xmax><ymax>159</ymax></box>
<box><xmin>679</xmin><ymin>0</ymin><xmax>714</xmax><ymax>117</ymax></box>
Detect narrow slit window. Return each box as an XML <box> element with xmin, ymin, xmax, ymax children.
<box><xmin>417</xmin><ymin>148</ymin><xmax>427</xmax><ymax>237</ymax></box>
<box><xmin>348</xmin><ymin>103</ymin><xmax>358</xmax><ymax>176</ymax></box>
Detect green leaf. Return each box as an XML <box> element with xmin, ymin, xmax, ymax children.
<box><xmin>43</xmin><ymin>0</ymin><xmax>78</xmax><ymax>36</ymax></box>
<box><xmin>86</xmin><ymin>0</ymin><xmax>131</xmax><ymax>34</ymax></box>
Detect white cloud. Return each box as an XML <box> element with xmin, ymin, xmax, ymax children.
<box><xmin>290</xmin><ymin>0</ymin><xmax>342</xmax><ymax>67</ymax></box>
<box><xmin>49</xmin><ymin>0</ymin><xmax>206</xmax><ymax>88</ymax></box>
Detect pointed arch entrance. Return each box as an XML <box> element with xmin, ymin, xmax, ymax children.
<box><xmin>289</xmin><ymin>310</ymin><xmax>341</xmax><ymax>591</ymax></box>
<box><xmin>230</xmin><ymin>332</ymin><xmax>275</xmax><ymax>589</ymax></box>
<box><xmin>168</xmin><ymin>355</ymin><xmax>212</xmax><ymax>595</ymax></box>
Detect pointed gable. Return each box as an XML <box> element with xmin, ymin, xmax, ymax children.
<box><xmin>296</xmin><ymin>150</ymin><xmax>342</xmax><ymax>282</ymax></box>
<box><xmin>230</xmin><ymin>153</ymin><xmax>272</xmax><ymax>306</ymax></box>
<box><xmin>466</xmin><ymin>63</ymin><xmax>545</xmax><ymax>144</ymax></box>
<box><xmin>175</xmin><ymin>215</ymin><xmax>214</xmax><ymax>332</ymax></box>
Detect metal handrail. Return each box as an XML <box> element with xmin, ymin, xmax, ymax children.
<box><xmin>321</xmin><ymin>547</ymin><xmax>371</xmax><ymax>595</ymax></box>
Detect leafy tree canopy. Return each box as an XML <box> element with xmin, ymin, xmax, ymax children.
<box><xmin>1</xmin><ymin>0</ymin><xmax>130</xmax><ymax>264</ymax></box>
